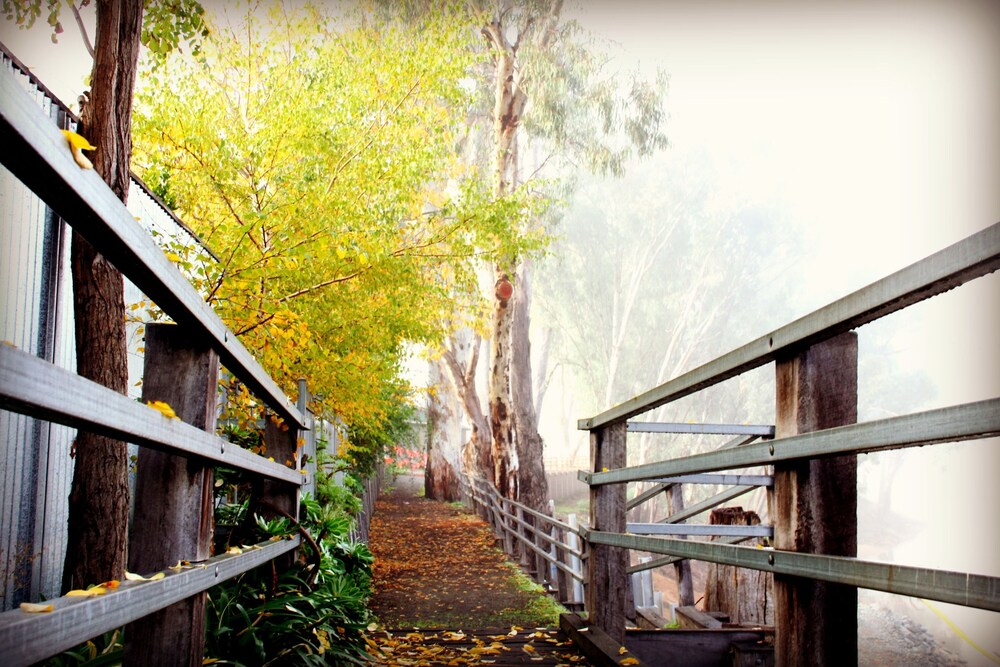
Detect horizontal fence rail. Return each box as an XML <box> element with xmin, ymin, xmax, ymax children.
<box><xmin>627</xmin><ymin>422</ymin><xmax>775</xmax><ymax>436</ymax></box>
<box><xmin>580</xmin><ymin>221</ymin><xmax>1000</xmax><ymax>431</ymax></box>
<box><xmin>574</xmin><ymin>221</ymin><xmax>1000</xmax><ymax>657</ymax></box>
<box><xmin>626</xmin><ymin>523</ymin><xmax>774</xmax><ymax>538</ymax></box>
<box><xmin>0</xmin><ymin>66</ymin><xmax>304</xmax><ymax>429</ymax></box>
<box><xmin>460</xmin><ymin>474</ymin><xmax>588</xmax><ymax>607</ymax></box>
<box><xmin>0</xmin><ymin>345</ymin><xmax>302</xmax><ymax>484</ymax></box>
<box><xmin>581</xmin><ymin>399</ymin><xmax>1000</xmax><ymax>486</ymax></box>
<box><xmin>585</xmin><ymin>530</ymin><xmax>1000</xmax><ymax>613</ymax></box>
<box><xmin>0</xmin><ymin>537</ymin><xmax>300</xmax><ymax>666</ymax></box>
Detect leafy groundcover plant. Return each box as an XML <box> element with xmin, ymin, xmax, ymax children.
<box><xmin>204</xmin><ymin>496</ymin><xmax>375</xmax><ymax>666</ymax></box>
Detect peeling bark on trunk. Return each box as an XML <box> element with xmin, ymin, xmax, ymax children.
<box><xmin>511</xmin><ymin>260</ymin><xmax>547</xmax><ymax>513</ymax></box>
<box><xmin>485</xmin><ymin>11</ymin><xmax>523</xmax><ymax>500</ymax></box>
<box><xmin>62</xmin><ymin>0</ymin><xmax>143</xmax><ymax>592</ymax></box>
<box><xmin>442</xmin><ymin>333</ymin><xmax>491</xmax><ymax>478</ymax></box>
<box><xmin>482</xmin><ymin>0</ymin><xmax>562</xmax><ymax>504</ymax></box>
<box><xmin>425</xmin><ymin>358</ymin><xmax>461</xmax><ymax>501</ymax></box>
<box><xmin>488</xmin><ymin>284</ymin><xmax>517</xmax><ymax>498</ymax></box>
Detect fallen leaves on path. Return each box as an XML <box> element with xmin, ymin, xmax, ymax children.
<box><xmin>367</xmin><ymin>478</ymin><xmax>593</xmax><ymax>664</ymax></box>
<box><xmin>369</xmin><ymin>486</ymin><xmax>555</xmax><ymax>628</ymax></box>
<box><xmin>364</xmin><ymin>626</ymin><xmax>588</xmax><ymax>666</ymax></box>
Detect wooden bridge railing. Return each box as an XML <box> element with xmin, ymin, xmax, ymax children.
<box><xmin>0</xmin><ymin>63</ymin><xmax>311</xmax><ymax>665</ymax></box>
<box><xmin>577</xmin><ymin>221</ymin><xmax>1000</xmax><ymax>664</ymax></box>
<box><xmin>459</xmin><ymin>474</ymin><xmax>587</xmax><ymax>609</ymax></box>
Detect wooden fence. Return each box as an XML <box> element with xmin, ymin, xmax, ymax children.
<box><xmin>459</xmin><ymin>474</ymin><xmax>587</xmax><ymax>610</ymax></box>
<box><xmin>576</xmin><ymin>221</ymin><xmax>1000</xmax><ymax>664</ymax></box>
<box><xmin>0</xmin><ymin>61</ymin><xmax>312</xmax><ymax>665</ymax></box>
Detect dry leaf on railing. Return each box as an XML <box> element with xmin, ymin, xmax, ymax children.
<box><xmin>147</xmin><ymin>400</ymin><xmax>178</xmax><ymax>419</ymax></box>
<box><xmin>59</xmin><ymin>130</ymin><xmax>95</xmax><ymax>170</ymax></box>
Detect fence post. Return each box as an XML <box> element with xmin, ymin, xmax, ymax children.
<box><xmin>297</xmin><ymin>379</ymin><xmax>315</xmax><ymax>500</ymax></box>
<box><xmin>124</xmin><ymin>323</ymin><xmax>219</xmax><ymax>666</ymax></box>
<box><xmin>587</xmin><ymin>422</ymin><xmax>628</xmax><ymax>645</ymax></box>
<box><xmin>256</xmin><ymin>409</ymin><xmax>301</xmax><ymax>572</ymax></box>
<box><xmin>534</xmin><ymin>512</ymin><xmax>549</xmax><ymax>587</ymax></box>
<box><xmin>551</xmin><ymin>500</ymin><xmax>569</xmax><ymax>601</ymax></box>
<box><xmin>666</xmin><ymin>484</ymin><xmax>695</xmax><ymax>606</ymax></box>
<box><xmin>773</xmin><ymin>332</ymin><xmax>858</xmax><ymax>666</ymax></box>
<box><xmin>567</xmin><ymin>514</ymin><xmax>584</xmax><ymax>605</ymax></box>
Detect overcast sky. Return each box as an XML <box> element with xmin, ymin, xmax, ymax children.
<box><xmin>568</xmin><ymin>0</ymin><xmax>999</xmax><ymax>403</ymax></box>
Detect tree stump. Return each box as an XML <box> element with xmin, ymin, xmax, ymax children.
<box><xmin>703</xmin><ymin>506</ymin><xmax>774</xmax><ymax>625</ymax></box>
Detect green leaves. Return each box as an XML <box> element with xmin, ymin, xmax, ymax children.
<box><xmin>205</xmin><ymin>507</ymin><xmax>375</xmax><ymax>666</ymax></box>
<box><xmin>141</xmin><ymin>0</ymin><xmax>209</xmax><ymax>60</ymax></box>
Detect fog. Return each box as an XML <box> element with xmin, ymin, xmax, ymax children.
<box><xmin>534</xmin><ymin>1</ymin><xmax>999</xmax><ymax>663</ymax></box>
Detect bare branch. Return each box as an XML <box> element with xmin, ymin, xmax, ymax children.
<box><xmin>69</xmin><ymin>3</ymin><xmax>95</xmax><ymax>58</ymax></box>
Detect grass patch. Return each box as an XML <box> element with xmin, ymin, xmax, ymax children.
<box><xmin>553</xmin><ymin>495</ymin><xmax>589</xmax><ymax>518</ymax></box>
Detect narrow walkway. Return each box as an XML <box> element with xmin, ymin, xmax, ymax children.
<box><xmin>367</xmin><ymin>473</ymin><xmax>592</xmax><ymax>665</ymax></box>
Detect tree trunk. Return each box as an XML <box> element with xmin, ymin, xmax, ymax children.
<box><xmin>482</xmin><ymin>0</ymin><xmax>562</xmax><ymax>502</ymax></box>
<box><xmin>511</xmin><ymin>259</ymin><xmax>547</xmax><ymax>513</ymax></box>
<box><xmin>488</xmin><ymin>275</ymin><xmax>517</xmax><ymax>498</ymax></box>
<box><xmin>484</xmin><ymin>9</ymin><xmax>527</xmax><ymax>502</ymax></box>
<box><xmin>425</xmin><ymin>357</ymin><xmax>461</xmax><ymax>501</ymax></box>
<box><xmin>62</xmin><ymin>0</ymin><xmax>144</xmax><ymax>592</ymax></box>
<box><xmin>442</xmin><ymin>333</ymin><xmax>491</xmax><ymax>478</ymax></box>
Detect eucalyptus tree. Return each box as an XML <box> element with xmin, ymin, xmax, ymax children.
<box><xmin>372</xmin><ymin>0</ymin><xmax>667</xmax><ymax>511</ymax></box>
<box><xmin>472</xmin><ymin>0</ymin><xmax>668</xmax><ymax>512</ymax></box>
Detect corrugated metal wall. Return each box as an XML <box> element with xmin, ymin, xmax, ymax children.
<box><xmin>0</xmin><ymin>51</ymin><xmax>77</xmax><ymax>609</ymax></box>
<box><xmin>0</xmin><ymin>48</ymin><xmax>214</xmax><ymax>609</ymax></box>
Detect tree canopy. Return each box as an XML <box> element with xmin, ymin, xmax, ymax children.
<box><xmin>132</xmin><ymin>2</ymin><xmax>544</xmax><ymax>433</ymax></box>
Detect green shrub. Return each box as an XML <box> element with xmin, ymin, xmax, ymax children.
<box><xmin>204</xmin><ymin>503</ymin><xmax>374</xmax><ymax>666</ymax></box>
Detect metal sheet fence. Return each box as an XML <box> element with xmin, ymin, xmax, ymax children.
<box><xmin>0</xmin><ymin>48</ymin><xmax>76</xmax><ymax>611</ymax></box>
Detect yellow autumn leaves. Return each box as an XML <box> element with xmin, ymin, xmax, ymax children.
<box><xmin>60</xmin><ymin>129</ymin><xmax>95</xmax><ymax>170</ymax></box>
<box><xmin>364</xmin><ymin>626</ymin><xmax>593</xmax><ymax>666</ymax></box>
<box><xmin>147</xmin><ymin>400</ymin><xmax>178</xmax><ymax>419</ymax></box>
<box><xmin>18</xmin><ymin>572</ymin><xmax>166</xmax><ymax>614</ymax></box>
<box><xmin>618</xmin><ymin>645</ymin><xmax>640</xmax><ymax>665</ymax></box>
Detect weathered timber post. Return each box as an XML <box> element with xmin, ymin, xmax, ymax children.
<box><xmin>567</xmin><ymin>513</ymin><xmax>585</xmax><ymax>605</ymax></box>
<box><xmin>259</xmin><ymin>410</ymin><xmax>300</xmax><ymax>519</ymax></box>
<box><xmin>704</xmin><ymin>507</ymin><xmax>774</xmax><ymax>625</ymax></box>
<box><xmin>125</xmin><ymin>323</ymin><xmax>219</xmax><ymax>666</ymax></box>
<box><xmin>587</xmin><ymin>422</ymin><xmax>628</xmax><ymax>644</ymax></box>
<box><xmin>551</xmin><ymin>499</ymin><xmax>570</xmax><ymax>601</ymax></box>
<box><xmin>297</xmin><ymin>378</ymin><xmax>315</xmax><ymax>500</ymax></box>
<box><xmin>666</xmin><ymin>484</ymin><xmax>695</xmax><ymax>607</ymax></box>
<box><xmin>773</xmin><ymin>332</ymin><xmax>858</xmax><ymax>666</ymax></box>
<box><xmin>534</xmin><ymin>515</ymin><xmax>550</xmax><ymax>587</ymax></box>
